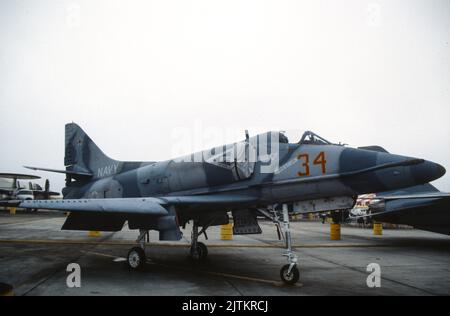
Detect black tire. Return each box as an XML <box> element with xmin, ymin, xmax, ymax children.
<box><xmin>190</xmin><ymin>242</ymin><xmax>208</xmax><ymax>261</ymax></box>
<box><xmin>280</xmin><ymin>264</ymin><xmax>299</xmax><ymax>285</ymax></box>
<box><xmin>127</xmin><ymin>247</ymin><xmax>146</xmax><ymax>270</ymax></box>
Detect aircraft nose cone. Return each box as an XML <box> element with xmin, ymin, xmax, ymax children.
<box><xmin>410</xmin><ymin>160</ymin><xmax>446</xmax><ymax>184</ymax></box>
<box><xmin>436</xmin><ymin>163</ymin><xmax>447</xmax><ymax>178</ymax></box>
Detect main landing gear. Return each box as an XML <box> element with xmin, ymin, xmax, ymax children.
<box><xmin>126</xmin><ymin>213</ymin><xmax>298</xmax><ymax>284</ymax></box>
<box><xmin>259</xmin><ymin>204</ymin><xmax>299</xmax><ymax>285</ymax></box>
<box><xmin>127</xmin><ymin>220</ymin><xmax>211</xmax><ymax>270</ymax></box>
<box><xmin>127</xmin><ymin>229</ymin><xmax>148</xmax><ymax>270</ymax></box>
<box><xmin>189</xmin><ymin>220</ymin><xmax>208</xmax><ymax>261</ymax></box>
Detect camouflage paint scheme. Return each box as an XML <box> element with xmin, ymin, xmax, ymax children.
<box><xmin>18</xmin><ymin>123</ymin><xmax>446</xmax><ymax>240</ymax></box>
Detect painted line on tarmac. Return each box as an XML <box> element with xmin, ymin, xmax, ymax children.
<box><xmin>82</xmin><ymin>250</ymin><xmax>120</xmax><ymax>259</ymax></box>
<box><xmin>152</xmin><ymin>260</ymin><xmax>302</xmax><ymax>288</ymax></box>
<box><xmin>0</xmin><ymin>238</ymin><xmax>393</xmax><ymax>248</ymax></box>
<box><xmin>200</xmin><ymin>270</ymin><xmax>302</xmax><ymax>288</ymax></box>
<box><xmin>83</xmin><ymin>250</ymin><xmax>295</xmax><ymax>288</ymax></box>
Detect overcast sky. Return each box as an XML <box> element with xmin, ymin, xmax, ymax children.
<box><xmin>1</xmin><ymin>0</ymin><xmax>449</xmax><ymax>193</ymax></box>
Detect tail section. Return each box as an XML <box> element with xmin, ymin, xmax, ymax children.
<box><xmin>27</xmin><ymin>123</ymin><xmax>150</xmax><ymax>187</ymax></box>
<box><xmin>65</xmin><ymin>123</ymin><xmax>119</xmax><ymax>179</ymax></box>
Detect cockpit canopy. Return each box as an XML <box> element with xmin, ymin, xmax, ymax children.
<box><xmin>186</xmin><ymin>130</ymin><xmax>334</xmax><ymax>183</ymax></box>
<box><xmin>277</xmin><ymin>130</ymin><xmax>333</xmax><ymax>145</ymax></box>
<box><xmin>298</xmin><ymin>131</ymin><xmax>333</xmax><ymax>145</ymax></box>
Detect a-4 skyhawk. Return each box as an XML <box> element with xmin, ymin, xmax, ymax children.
<box><xmin>8</xmin><ymin>123</ymin><xmax>445</xmax><ymax>284</ymax></box>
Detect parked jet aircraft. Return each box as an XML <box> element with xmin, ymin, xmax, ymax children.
<box><xmin>29</xmin><ymin>179</ymin><xmax>60</xmax><ymax>200</ymax></box>
<box><xmin>368</xmin><ymin>184</ymin><xmax>450</xmax><ymax>235</ymax></box>
<box><xmin>3</xmin><ymin>123</ymin><xmax>446</xmax><ymax>284</ymax></box>
<box><xmin>0</xmin><ymin>173</ymin><xmax>40</xmax><ymax>200</ymax></box>
<box><xmin>0</xmin><ymin>173</ymin><xmax>59</xmax><ymax>203</ymax></box>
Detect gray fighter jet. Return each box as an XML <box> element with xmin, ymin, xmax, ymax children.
<box><xmin>7</xmin><ymin>123</ymin><xmax>445</xmax><ymax>284</ymax></box>
<box><xmin>368</xmin><ymin>184</ymin><xmax>450</xmax><ymax>235</ymax></box>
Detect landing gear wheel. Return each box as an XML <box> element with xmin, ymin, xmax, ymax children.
<box><xmin>190</xmin><ymin>242</ymin><xmax>208</xmax><ymax>261</ymax></box>
<box><xmin>127</xmin><ymin>247</ymin><xmax>146</xmax><ymax>270</ymax></box>
<box><xmin>280</xmin><ymin>264</ymin><xmax>299</xmax><ymax>285</ymax></box>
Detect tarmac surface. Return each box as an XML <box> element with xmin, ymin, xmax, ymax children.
<box><xmin>0</xmin><ymin>210</ymin><xmax>449</xmax><ymax>296</ymax></box>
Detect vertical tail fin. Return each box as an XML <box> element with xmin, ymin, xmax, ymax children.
<box><xmin>65</xmin><ymin>123</ymin><xmax>119</xmax><ymax>179</ymax></box>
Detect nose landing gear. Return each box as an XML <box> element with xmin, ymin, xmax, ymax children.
<box><xmin>280</xmin><ymin>263</ymin><xmax>300</xmax><ymax>285</ymax></box>
<box><xmin>259</xmin><ymin>204</ymin><xmax>300</xmax><ymax>285</ymax></box>
<box><xmin>279</xmin><ymin>204</ymin><xmax>299</xmax><ymax>285</ymax></box>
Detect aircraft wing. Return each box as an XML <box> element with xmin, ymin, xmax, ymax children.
<box><xmin>351</xmin><ymin>198</ymin><xmax>441</xmax><ymax>219</ymax></box>
<box><xmin>350</xmin><ymin>184</ymin><xmax>450</xmax><ymax>221</ymax></box>
<box><xmin>159</xmin><ymin>194</ymin><xmax>258</xmax><ymax>205</ymax></box>
<box><xmin>366</xmin><ymin>190</ymin><xmax>450</xmax><ymax>235</ymax></box>
<box><xmin>0</xmin><ymin>194</ymin><xmax>259</xmax><ymax>214</ymax></box>
<box><xmin>6</xmin><ymin>198</ymin><xmax>169</xmax><ymax>215</ymax></box>
<box><xmin>375</xmin><ymin>192</ymin><xmax>450</xmax><ymax>200</ymax></box>
<box><xmin>0</xmin><ymin>173</ymin><xmax>40</xmax><ymax>180</ymax></box>
<box><xmin>367</xmin><ymin>192</ymin><xmax>450</xmax><ymax>217</ymax></box>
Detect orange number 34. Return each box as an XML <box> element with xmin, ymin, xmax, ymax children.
<box><xmin>297</xmin><ymin>151</ymin><xmax>327</xmax><ymax>176</ymax></box>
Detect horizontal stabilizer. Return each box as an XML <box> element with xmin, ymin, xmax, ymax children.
<box><xmin>24</xmin><ymin>166</ymin><xmax>93</xmax><ymax>178</ymax></box>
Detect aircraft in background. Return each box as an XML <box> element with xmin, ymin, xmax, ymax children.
<box><xmin>29</xmin><ymin>179</ymin><xmax>61</xmax><ymax>200</ymax></box>
<box><xmin>3</xmin><ymin>123</ymin><xmax>445</xmax><ymax>284</ymax></box>
<box><xmin>0</xmin><ymin>173</ymin><xmax>59</xmax><ymax>204</ymax></box>
<box><xmin>0</xmin><ymin>173</ymin><xmax>41</xmax><ymax>200</ymax></box>
<box><xmin>368</xmin><ymin>183</ymin><xmax>450</xmax><ymax>235</ymax></box>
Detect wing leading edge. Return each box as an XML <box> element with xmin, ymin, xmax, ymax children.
<box><xmin>6</xmin><ymin>193</ymin><xmax>259</xmax><ymax>215</ymax></box>
<box><xmin>2</xmin><ymin>194</ymin><xmax>258</xmax><ymax>236</ymax></box>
